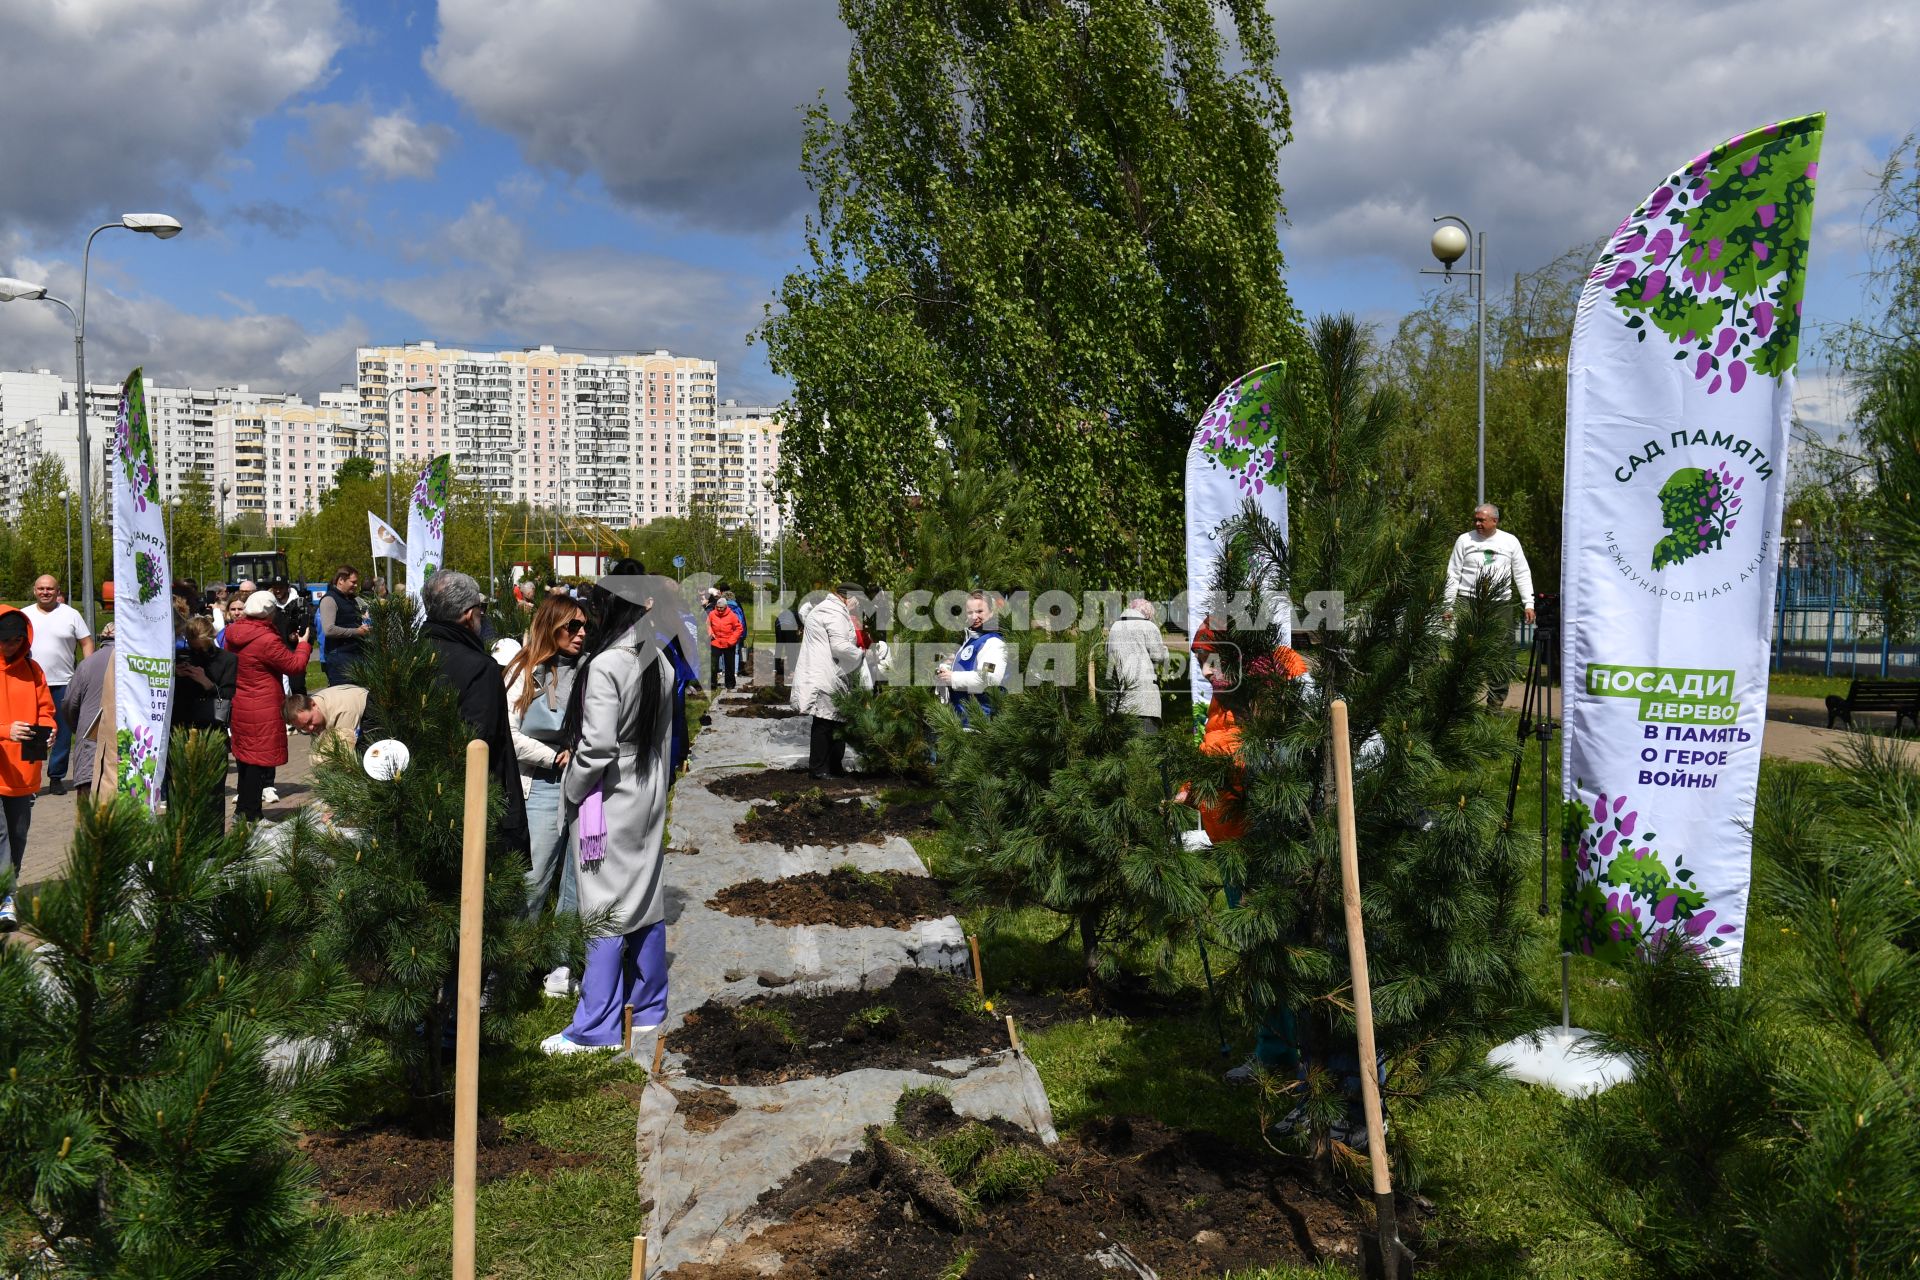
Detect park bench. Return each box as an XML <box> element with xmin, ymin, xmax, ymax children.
<box><xmin>1824</xmin><ymin>679</ymin><xmax>1920</xmax><ymax>732</ymax></box>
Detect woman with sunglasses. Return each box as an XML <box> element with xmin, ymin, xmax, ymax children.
<box><xmin>541</xmin><ymin>565</ymin><xmax>678</xmax><ymax>1054</ymax></box>
<box><xmin>505</xmin><ymin>594</ymin><xmax>590</xmax><ymax>998</ymax></box>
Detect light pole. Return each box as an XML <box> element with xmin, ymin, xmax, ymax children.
<box><xmin>343</xmin><ymin>381</ymin><xmax>435</xmax><ymax>589</ymax></box>
<box><xmin>1423</xmin><ymin>214</ymin><xmax>1487</xmax><ymax>507</ymax></box>
<box><xmin>218</xmin><ymin>481</ymin><xmax>229</xmax><ymax>575</ymax></box>
<box><xmin>0</xmin><ymin>214</ymin><xmax>181</xmax><ymax>628</ymax></box>
<box><xmin>61</xmin><ymin>492</ymin><xmax>73</xmax><ymax>590</ymax></box>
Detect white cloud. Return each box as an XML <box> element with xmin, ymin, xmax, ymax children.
<box><xmin>0</xmin><ymin>0</ymin><xmax>347</xmax><ymax>236</ymax></box>
<box><xmin>426</xmin><ymin>0</ymin><xmax>848</xmax><ymax>230</ymax></box>
<box><xmin>1269</xmin><ymin>0</ymin><xmax>1920</xmax><ymax>278</ymax></box>
<box><xmin>294</xmin><ymin>100</ymin><xmax>457</xmax><ymax>181</ymax></box>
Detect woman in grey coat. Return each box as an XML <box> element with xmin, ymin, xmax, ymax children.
<box><xmin>540</xmin><ymin>576</ymin><xmax>677</xmax><ymax>1055</ymax></box>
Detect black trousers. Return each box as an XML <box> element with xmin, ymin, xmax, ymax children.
<box><xmin>235</xmin><ymin>762</ymin><xmax>276</xmax><ymax>824</ymax></box>
<box><xmin>710</xmin><ymin>645</ymin><xmax>737</xmax><ymax>690</ymax></box>
<box><xmin>809</xmin><ymin>716</ymin><xmax>846</xmax><ymax>777</ymax></box>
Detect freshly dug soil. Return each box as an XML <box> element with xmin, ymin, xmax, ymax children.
<box><xmin>736</xmin><ymin>791</ymin><xmax>938</xmax><ymax>849</ymax></box>
<box><xmin>674</xmin><ymin>1095</ymin><xmax>1373</xmax><ymax>1279</ymax></box>
<box><xmin>668</xmin><ymin>968</ymin><xmax>1052</xmax><ymax>1086</ymax></box>
<box><xmin>707</xmin><ymin>767</ymin><xmax>917</xmax><ymax>803</ymax></box>
<box><xmin>710</xmin><ymin>867</ymin><xmax>954</xmax><ymax>928</ymax></box>
<box><xmin>748</xmin><ymin>685</ymin><xmax>790</xmax><ymax>706</ymax></box>
<box><xmin>300</xmin><ymin>1115</ymin><xmax>594</xmax><ymax>1214</ymax></box>
<box><xmin>725</xmin><ymin>704</ymin><xmax>804</xmax><ymax>719</ymax></box>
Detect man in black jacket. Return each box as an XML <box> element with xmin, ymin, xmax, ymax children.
<box><xmin>420</xmin><ymin>569</ymin><xmax>529</xmax><ymax>854</ymax></box>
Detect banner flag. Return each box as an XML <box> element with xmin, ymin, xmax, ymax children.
<box><xmin>404</xmin><ymin>456</ymin><xmax>452</xmax><ymax>600</ymax></box>
<box><xmin>1560</xmin><ymin>115</ymin><xmax>1823</xmax><ymax>981</ymax></box>
<box><xmin>368</xmin><ymin>511</ymin><xmax>406</xmax><ymax>564</ymax></box>
<box><xmin>1184</xmin><ymin>362</ymin><xmax>1288</xmax><ymax>733</ymax></box>
<box><xmin>110</xmin><ymin>368</ymin><xmax>174</xmax><ymax>809</ymax></box>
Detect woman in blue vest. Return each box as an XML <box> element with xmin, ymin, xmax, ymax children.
<box><xmin>936</xmin><ymin>590</ymin><xmax>1009</xmax><ymax>728</ymax></box>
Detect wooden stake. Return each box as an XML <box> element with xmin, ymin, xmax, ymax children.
<box><xmin>1086</xmin><ymin>654</ymin><xmax>1096</xmax><ymax>699</ymax></box>
<box><xmin>623</xmin><ymin>1004</ymin><xmax>635</xmax><ymax>1053</ymax></box>
<box><xmin>1004</xmin><ymin>1014</ymin><xmax>1022</xmax><ymax>1055</ymax></box>
<box><xmin>967</xmin><ymin>934</ymin><xmax>984</xmax><ymax>997</ymax></box>
<box><xmin>1329</xmin><ymin>700</ymin><xmax>1408</xmax><ymax>1276</ymax></box>
<box><xmin>452</xmin><ymin>739</ymin><xmax>490</xmax><ymax>1280</ymax></box>
<box><xmin>629</xmin><ymin>1233</ymin><xmax>647</xmax><ymax>1280</ymax></box>
<box><xmin>651</xmin><ymin>1030</ymin><xmax>666</xmax><ymax>1078</ymax></box>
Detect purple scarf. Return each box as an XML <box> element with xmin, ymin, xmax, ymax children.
<box><xmin>579</xmin><ymin>784</ymin><xmax>607</xmax><ymax>865</ymax></box>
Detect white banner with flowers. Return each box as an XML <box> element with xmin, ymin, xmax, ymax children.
<box><xmin>110</xmin><ymin>368</ymin><xmax>174</xmax><ymax>808</ymax></box>
<box><xmin>404</xmin><ymin>455</ymin><xmax>452</xmax><ymax>600</ymax></box>
<box><xmin>1560</xmin><ymin>114</ymin><xmax>1823</xmax><ymax>983</ymax></box>
<box><xmin>1183</xmin><ymin>362</ymin><xmax>1288</xmax><ymax>733</ymax></box>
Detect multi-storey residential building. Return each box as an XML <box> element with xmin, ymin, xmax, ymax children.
<box><xmin>211</xmin><ymin>392</ymin><xmax>362</xmax><ymax>529</ymax></box>
<box><xmin>714</xmin><ymin>401</ymin><xmax>786</xmax><ymax>544</ymax></box>
<box><xmin>354</xmin><ymin>342</ymin><xmax>728</xmax><ymax>527</ymax></box>
<box><xmin>0</xmin><ymin>370</ymin><xmax>294</xmax><ymax>522</ymax></box>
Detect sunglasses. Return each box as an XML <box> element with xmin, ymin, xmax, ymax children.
<box><xmin>561</xmin><ymin>619</ymin><xmax>588</xmax><ymax>635</ymax></box>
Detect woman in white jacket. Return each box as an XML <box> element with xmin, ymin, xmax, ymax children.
<box><xmin>504</xmin><ymin>594</ymin><xmax>588</xmax><ymax>997</ymax></box>
<box><xmin>789</xmin><ymin>584</ymin><xmax>865</xmax><ymax>778</ymax></box>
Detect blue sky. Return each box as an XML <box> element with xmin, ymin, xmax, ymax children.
<box><xmin>0</xmin><ymin>0</ymin><xmax>1913</xmax><ymax>443</ymax></box>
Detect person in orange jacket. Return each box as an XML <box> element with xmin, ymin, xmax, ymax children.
<box><xmin>707</xmin><ymin>597</ymin><xmax>744</xmax><ymax>691</ymax></box>
<box><xmin>0</xmin><ymin>605</ymin><xmax>58</xmax><ymax>930</ymax></box>
<box><xmin>1174</xmin><ymin>624</ymin><xmax>1308</xmax><ymax>1083</ymax></box>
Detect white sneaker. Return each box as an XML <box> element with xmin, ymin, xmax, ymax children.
<box><xmin>261</xmin><ymin>786</ymin><xmax>281</xmax><ymax>806</ymax></box>
<box><xmin>540</xmin><ymin>1032</ymin><xmax>614</xmax><ymax>1056</ymax></box>
<box><xmin>542</xmin><ymin>966</ymin><xmax>573</xmax><ymax>999</ymax></box>
<box><xmin>0</xmin><ymin>895</ymin><xmax>16</xmax><ymax>932</ymax></box>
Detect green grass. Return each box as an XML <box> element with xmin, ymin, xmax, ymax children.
<box><xmin>1767</xmin><ymin>671</ymin><xmax>1854</xmax><ymax>700</ymax></box>
<box><xmin>332</xmin><ymin>1000</ymin><xmax>652</xmax><ymax>1280</ymax></box>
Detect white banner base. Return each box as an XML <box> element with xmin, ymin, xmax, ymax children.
<box><xmin>1488</xmin><ymin>1028</ymin><xmax>1634</xmax><ymax>1098</ymax></box>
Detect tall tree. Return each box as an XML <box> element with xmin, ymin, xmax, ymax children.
<box><xmin>761</xmin><ymin>0</ymin><xmax>1306</xmax><ymax>583</ymax></box>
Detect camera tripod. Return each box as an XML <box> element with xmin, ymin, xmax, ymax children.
<box><xmin>1504</xmin><ymin>595</ymin><xmax>1558</xmax><ymax>921</ymax></box>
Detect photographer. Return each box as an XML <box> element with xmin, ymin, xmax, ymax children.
<box><xmin>0</xmin><ymin>606</ymin><xmax>56</xmax><ymax>931</ymax></box>
<box><xmin>268</xmin><ymin>576</ymin><xmax>313</xmax><ymax>695</ymax></box>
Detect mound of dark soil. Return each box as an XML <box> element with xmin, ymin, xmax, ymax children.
<box><xmin>667</xmin><ymin>968</ymin><xmax>1061</xmax><ymax>1086</ymax></box>
<box><xmin>707</xmin><ymin>767</ymin><xmax>917</xmax><ymax>803</ymax></box>
<box><xmin>736</xmin><ymin>790</ymin><xmax>937</xmax><ymax>849</ymax></box>
<box><xmin>725</xmin><ymin>704</ymin><xmax>804</xmax><ymax>719</ymax></box>
<box><xmin>675</xmin><ymin>1094</ymin><xmax>1374</xmax><ymax>1279</ymax></box>
<box><xmin>300</xmin><ymin>1115</ymin><xmax>594</xmax><ymax>1214</ymax></box>
<box><xmin>748</xmin><ymin>685</ymin><xmax>790</xmax><ymax>706</ymax></box>
<box><xmin>710</xmin><ymin>867</ymin><xmax>954</xmax><ymax>928</ymax></box>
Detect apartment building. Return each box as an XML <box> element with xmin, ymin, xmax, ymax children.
<box><xmin>211</xmin><ymin>392</ymin><xmax>362</xmax><ymax>529</ymax></box>
<box><xmin>714</xmin><ymin>401</ymin><xmax>786</xmax><ymax>543</ymax></box>
<box><xmin>0</xmin><ymin>369</ymin><xmax>294</xmax><ymax>521</ymax></box>
<box><xmin>355</xmin><ymin>342</ymin><xmax>741</xmax><ymax>528</ymax></box>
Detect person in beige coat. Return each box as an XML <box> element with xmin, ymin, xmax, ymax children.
<box><xmin>788</xmin><ymin>584</ymin><xmax>864</xmax><ymax>778</ymax></box>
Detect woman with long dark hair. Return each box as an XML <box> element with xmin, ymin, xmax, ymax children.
<box><xmin>540</xmin><ymin>565</ymin><xmax>678</xmax><ymax>1054</ymax></box>
<box><xmin>506</xmin><ymin>593</ymin><xmax>589</xmax><ymax>997</ymax></box>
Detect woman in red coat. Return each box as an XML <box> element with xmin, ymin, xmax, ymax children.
<box><xmin>224</xmin><ymin>590</ymin><xmax>311</xmax><ymax>824</ymax></box>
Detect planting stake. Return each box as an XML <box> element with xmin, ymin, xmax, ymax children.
<box><xmin>630</xmin><ymin>1233</ymin><xmax>647</xmax><ymax>1280</ymax></box>
<box><xmin>624</xmin><ymin>1004</ymin><xmax>635</xmax><ymax>1053</ymax></box>
<box><xmin>651</xmin><ymin>1030</ymin><xmax>666</xmax><ymax>1078</ymax></box>
<box><xmin>967</xmin><ymin>934</ymin><xmax>984</xmax><ymax>996</ymax></box>
<box><xmin>1005</xmin><ymin>1014</ymin><xmax>1022</xmax><ymax>1054</ymax></box>
<box><xmin>1330</xmin><ymin>701</ymin><xmax>1413</xmax><ymax>1278</ymax></box>
<box><xmin>452</xmin><ymin>740</ymin><xmax>489</xmax><ymax>1280</ymax></box>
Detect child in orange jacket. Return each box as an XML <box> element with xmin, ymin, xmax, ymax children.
<box><xmin>0</xmin><ymin>605</ymin><xmax>58</xmax><ymax>929</ymax></box>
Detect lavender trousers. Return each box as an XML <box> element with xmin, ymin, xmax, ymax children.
<box><xmin>562</xmin><ymin>921</ymin><xmax>668</xmax><ymax>1046</ymax></box>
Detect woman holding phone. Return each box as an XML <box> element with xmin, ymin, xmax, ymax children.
<box><xmin>0</xmin><ymin>605</ymin><xmax>56</xmax><ymax>930</ymax></box>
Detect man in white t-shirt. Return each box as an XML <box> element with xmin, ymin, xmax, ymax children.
<box><xmin>26</xmin><ymin>575</ymin><xmax>94</xmax><ymax>794</ymax></box>
<box><xmin>1441</xmin><ymin>505</ymin><xmax>1534</xmax><ymax>708</ymax></box>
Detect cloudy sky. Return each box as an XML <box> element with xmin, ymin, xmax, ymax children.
<box><xmin>0</xmin><ymin>0</ymin><xmax>1911</xmax><ymax>439</ymax></box>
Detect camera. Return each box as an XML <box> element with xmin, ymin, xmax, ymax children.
<box><xmin>1532</xmin><ymin>593</ymin><xmax>1558</xmax><ymax>631</ymax></box>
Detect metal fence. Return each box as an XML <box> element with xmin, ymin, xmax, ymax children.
<box><xmin>1771</xmin><ymin>548</ymin><xmax>1915</xmax><ymax>678</ymax></box>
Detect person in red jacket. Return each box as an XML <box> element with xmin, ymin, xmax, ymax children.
<box><xmin>707</xmin><ymin>598</ymin><xmax>743</xmax><ymax>691</ymax></box>
<box><xmin>224</xmin><ymin>590</ymin><xmax>312</xmax><ymax>825</ymax></box>
<box><xmin>0</xmin><ymin>606</ymin><xmax>57</xmax><ymax>929</ymax></box>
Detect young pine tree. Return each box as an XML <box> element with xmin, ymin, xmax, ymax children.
<box><xmin>1556</xmin><ymin>741</ymin><xmax>1920</xmax><ymax>1278</ymax></box>
<box><xmin>0</xmin><ymin>730</ymin><xmax>355</xmax><ymax>1278</ymax></box>
<box><xmin>939</xmin><ymin>637</ymin><xmax>1212</xmax><ymax>990</ymax></box>
<box><xmin>1195</xmin><ymin>315</ymin><xmax>1537</xmax><ymax>1161</ymax></box>
<box><xmin>282</xmin><ymin>597</ymin><xmax>569</xmax><ymax>1116</ymax></box>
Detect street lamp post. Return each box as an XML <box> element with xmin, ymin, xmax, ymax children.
<box><xmin>218</xmin><ymin>482</ymin><xmax>229</xmax><ymax>575</ymax></box>
<box><xmin>0</xmin><ymin>214</ymin><xmax>181</xmax><ymax>628</ymax></box>
<box><xmin>61</xmin><ymin>492</ymin><xmax>73</xmax><ymax>590</ymax></box>
<box><xmin>343</xmin><ymin>381</ymin><xmax>436</xmax><ymax>590</ymax></box>
<box><xmin>1423</xmin><ymin>215</ymin><xmax>1487</xmax><ymax>507</ymax></box>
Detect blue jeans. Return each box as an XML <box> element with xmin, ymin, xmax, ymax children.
<box><xmin>47</xmin><ymin>684</ymin><xmax>70</xmax><ymax>782</ymax></box>
<box><xmin>523</xmin><ymin>777</ymin><xmax>578</xmax><ymax>919</ymax></box>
